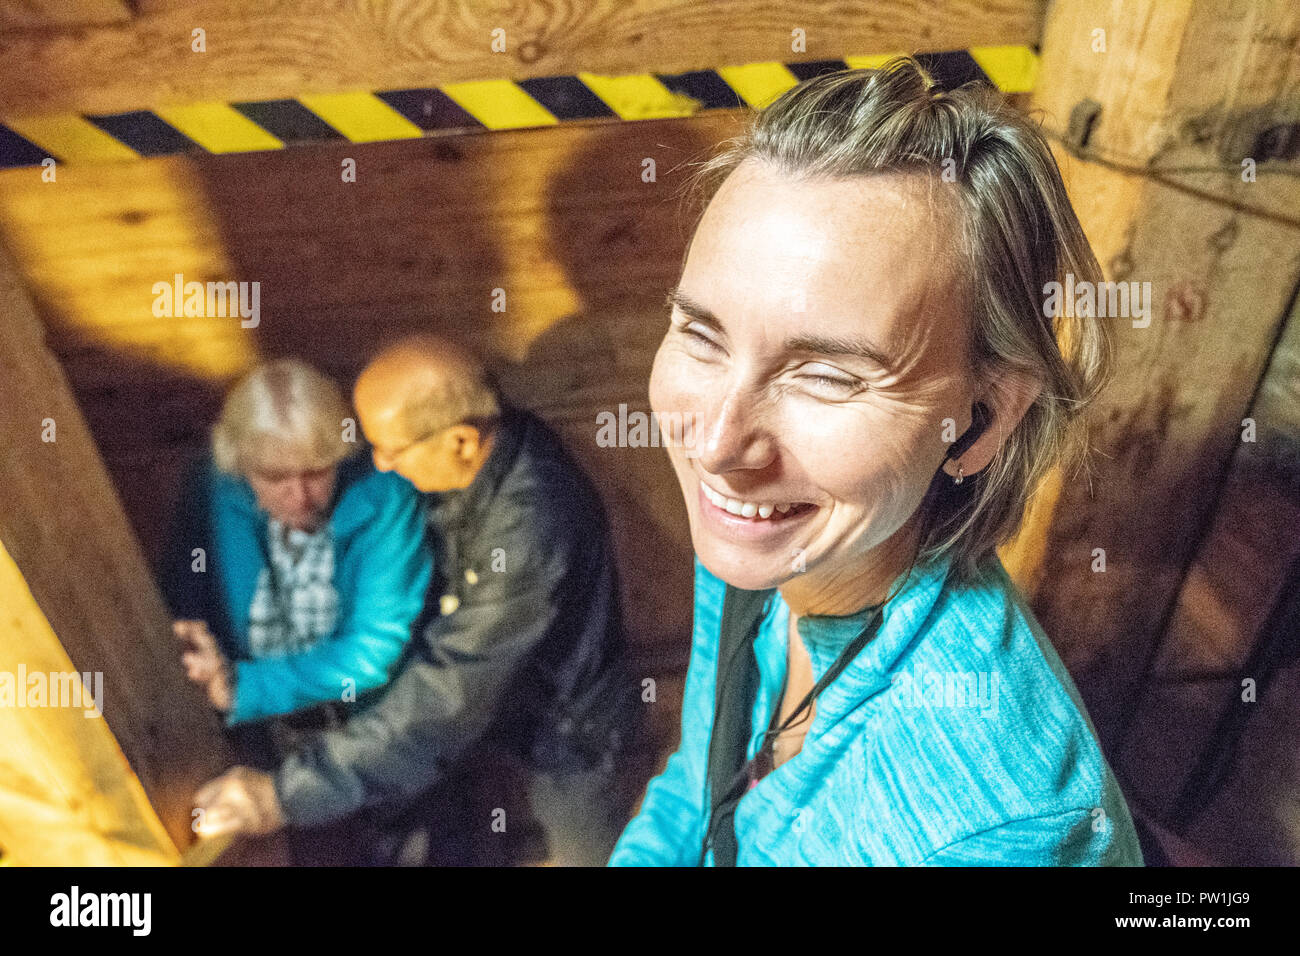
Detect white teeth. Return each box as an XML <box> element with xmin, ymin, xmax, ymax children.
<box><xmin>701</xmin><ymin>482</ymin><xmax>798</xmax><ymax>520</ymax></box>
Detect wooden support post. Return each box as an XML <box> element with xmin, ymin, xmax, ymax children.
<box><xmin>0</xmin><ymin>239</ymin><xmax>230</xmax><ymax>861</ymax></box>
<box><xmin>1000</xmin><ymin>1</ymin><xmax>1300</xmax><ymax>781</ymax></box>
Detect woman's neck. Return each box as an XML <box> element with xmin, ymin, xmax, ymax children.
<box><xmin>779</xmin><ymin>510</ymin><xmax>922</xmax><ymax>618</ymax></box>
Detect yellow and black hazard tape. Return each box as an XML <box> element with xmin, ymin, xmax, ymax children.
<box><xmin>0</xmin><ymin>47</ymin><xmax>1036</xmax><ymax>168</ymax></box>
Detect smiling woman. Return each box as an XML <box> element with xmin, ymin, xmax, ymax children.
<box><xmin>609</xmin><ymin>56</ymin><xmax>1142</xmax><ymax>867</ymax></box>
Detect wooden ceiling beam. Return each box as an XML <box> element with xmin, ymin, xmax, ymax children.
<box><xmin>0</xmin><ymin>0</ymin><xmax>133</xmax><ymax>33</ymax></box>
<box><xmin>0</xmin><ymin>0</ymin><xmax>1043</xmax><ymax>117</ymax></box>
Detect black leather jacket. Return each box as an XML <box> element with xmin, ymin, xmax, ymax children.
<box><xmin>274</xmin><ymin>406</ymin><xmax>640</xmax><ymax>827</ymax></box>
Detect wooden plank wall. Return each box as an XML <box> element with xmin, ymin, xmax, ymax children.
<box><xmin>0</xmin><ymin>240</ymin><xmax>231</xmax><ymax>858</ymax></box>
<box><xmin>0</xmin><ymin>0</ymin><xmax>1049</xmax><ymax>776</ymax></box>
<box><xmin>0</xmin><ymin>535</ymin><xmax>177</xmax><ymax>865</ymax></box>
<box><xmin>1122</xmin><ymin>290</ymin><xmax>1300</xmax><ymax>864</ymax></box>
<box><xmin>4</xmin><ymin>0</ymin><xmax>1298</xmax><ymax>866</ymax></box>
<box><xmin>0</xmin><ymin>0</ymin><xmax>131</xmax><ymax>32</ymax></box>
<box><xmin>0</xmin><ymin>116</ymin><xmax>738</xmax><ymax>683</ymax></box>
<box><xmin>1005</xmin><ymin>0</ymin><xmax>1300</xmax><ymax>863</ymax></box>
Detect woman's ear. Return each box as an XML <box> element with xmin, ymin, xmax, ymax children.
<box><xmin>940</xmin><ymin>371</ymin><xmax>1042</xmax><ymax>480</ymax></box>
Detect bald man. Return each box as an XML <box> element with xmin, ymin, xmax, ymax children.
<box><xmin>195</xmin><ymin>337</ymin><xmax>644</xmax><ymax>866</ymax></box>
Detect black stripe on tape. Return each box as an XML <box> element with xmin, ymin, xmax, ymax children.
<box><xmin>376</xmin><ymin>89</ymin><xmax>486</xmax><ymax>132</ymax></box>
<box><xmin>517</xmin><ymin>76</ymin><xmax>615</xmax><ymax>121</ymax></box>
<box><xmin>232</xmin><ymin>100</ymin><xmax>346</xmax><ymax>145</ymax></box>
<box><xmin>656</xmin><ymin>70</ymin><xmax>744</xmax><ymax>110</ymax></box>
<box><xmin>85</xmin><ymin>110</ymin><xmax>200</xmax><ymax>156</ymax></box>
<box><xmin>914</xmin><ymin>51</ymin><xmax>991</xmax><ymax>91</ymax></box>
<box><xmin>0</xmin><ymin>124</ymin><xmax>51</xmax><ymax>168</ymax></box>
<box><xmin>785</xmin><ymin>59</ymin><xmax>851</xmax><ymax>81</ymax></box>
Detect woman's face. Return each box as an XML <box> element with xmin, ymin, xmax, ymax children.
<box><xmin>245</xmin><ymin>457</ymin><xmax>338</xmax><ymax>532</ymax></box>
<box><xmin>649</xmin><ymin>160</ymin><xmax>974</xmax><ymax>608</ymax></box>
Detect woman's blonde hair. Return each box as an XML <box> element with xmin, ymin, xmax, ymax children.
<box><xmin>688</xmin><ymin>57</ymin><xmax>1115</xmax><ymax>588</ymax></box>
<box><xmin>212</xmin><ymin>358</ymin><xmax>355</xmax><ymax>476</ymax></box>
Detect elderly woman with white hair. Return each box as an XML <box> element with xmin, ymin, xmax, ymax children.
<box><xmin>163</xmin><ymin>358</ymin><xmax>432</xmax><ymax>735</ymax></box>
<box><xmin>609</xmin><ymin>58</ymin><xmax>1143</xmax><ymax>866</ymax></box>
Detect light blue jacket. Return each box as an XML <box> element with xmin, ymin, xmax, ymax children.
<box><xmin>163</xmin><ymin>453</ymin><xmax>433</xmax><ymax>726</ymax></box>
<box><xmin>610</xmin><ymin>552</ymin><xmax>1143</xmax><ymax>866</ymax></box>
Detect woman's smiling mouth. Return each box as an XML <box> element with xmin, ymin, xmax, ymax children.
<box><xmin>697</xmin><ymin>478</ymin><xmax>818</xmax><ymax>539</ymax></box>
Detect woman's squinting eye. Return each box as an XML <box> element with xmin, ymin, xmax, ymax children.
<box><xmin>800</xmin><ymin>364</ymin><xmax>863</xmax><ymax>394</ymax></box>
<box><xmin>673</xmin><ymin>318</ymin><xmax>722</xmax><ymax>352</ymax></box>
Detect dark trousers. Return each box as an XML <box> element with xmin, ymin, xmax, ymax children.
<box><xmin>277</xmin><ymin>743</ymin><xmax>650</xmax><ymax>866</ymax></box>
<box><xmin>235</xmin><ymin>709</ymin><xmax>653</xmax><ymax>866</ymax></box>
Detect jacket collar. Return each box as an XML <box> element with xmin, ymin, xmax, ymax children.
<box><xmin>789</xmin><ymin>550</ymin><xmax>955</xmax><ymax>705</ymax></box>
<box><xmin>427</xmin><ymin>405</ymin><xmax>527</xmax><ymax>529</ymax></box>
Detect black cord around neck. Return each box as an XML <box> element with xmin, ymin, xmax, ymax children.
<box><xmin>700</xmin><ymin>601</ymin><xmax>886</xmax><ymax>864</ymax></box>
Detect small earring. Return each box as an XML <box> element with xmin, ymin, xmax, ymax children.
<box><xmin>952</xmin><ymin>461</ymin><xmax>964</xmax><ymax>485</ymax></box>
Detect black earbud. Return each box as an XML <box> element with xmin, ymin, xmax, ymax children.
<box><xmin>943</xmin><ymin>400</ymin><xmax>991</xmax><ymax>465</ymax></box>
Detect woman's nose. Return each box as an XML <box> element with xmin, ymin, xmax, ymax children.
<box><xmin>694</xmin><ymin>387</ymin><xmax>777</xmax><ymax>475</ymax></box>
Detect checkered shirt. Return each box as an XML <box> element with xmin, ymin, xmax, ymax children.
<box><xmin>247</xmin><ymin>518</ymin><xmax>339</xmax><ymax>657</ymax></box>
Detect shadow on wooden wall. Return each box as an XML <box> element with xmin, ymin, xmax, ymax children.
<box><xmin>0</xmin><ymin>114</ymin><xmax>745</xmax><ymax>779</ymax></box>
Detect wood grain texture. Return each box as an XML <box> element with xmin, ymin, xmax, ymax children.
<box><xmin>0</xmin><ymin>0</ymin><xmax>132</xmax><ymax>32</ymax></box>
<box><xmin>0</xmin><ymin>0</ymin><xmax>1042</xmax><ymax>116</ymax></box>
<box><xmin>0</xmin><ymin>535</ymin><xmax>177</xmax><ymax>865</ymax></box>
<box><xmin>1017</xmin><ymin>0</ymin><xmax>1300</xmax><ymax>840</ymax></box>
<box><xmin>0</xmin><ymin>239</ymin><xmax>232</xmax><ymax>855</ymax></box>
<box><xmin>0</xmin><ymin>114</ymin><xmax>743</xmax><ymax>667</ymax></box>
<box><xmin>1119</xmin><ymin>289</ymin><xmax>1300</xmax><ymax>842</ymax></box>
<box><xmin>5</xmin><ymin>0</ymin><xmax>1295</xmax><ymax>862</ymax></box>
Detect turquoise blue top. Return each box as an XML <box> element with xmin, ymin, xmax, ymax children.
<box><xmin>164</xmin><ymin>454</ymin><xmax>434</xmax><ymax>727</ymax></box>
<box><xmin>609</xmin><ymin>552</ymin><xmax>1144</xmax><ymax>866</ymax></box>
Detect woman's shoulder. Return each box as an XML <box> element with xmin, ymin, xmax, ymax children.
<box><xmin>896</xmin><ymin>552</ymin><xmax>1117</xmax><ymax>806</ymax></box>
<box><xmin>888</xmin><ymin>558</ymin><xmax>1143</xmax><ymax>863</ymax></box>
<box><xmin>924</xmin><ymin>553</ymin><xmax>1090</xmax><ymax>716</ymax></box>
<box><xmin>331</xmin><ymin>452</ymin><xmax>421</xmax><ymax>518</ymax></box>
<box><xmin>194</xmin><ymin>454</ymin><xmax>256</xmax><ymax>513</ymax></box>
<box><xmin>922</xmin><ymin>552</ymin><xmax>1057</xmax><ymax>658</ymax></box>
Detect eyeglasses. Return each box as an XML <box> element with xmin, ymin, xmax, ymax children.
<box><xmin>371</xmin><ymin>428</ymin><xmax>442</xmax><ymax>464</ymax></box>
